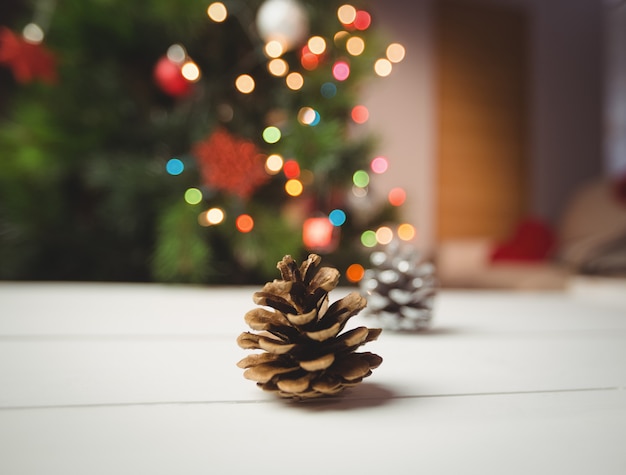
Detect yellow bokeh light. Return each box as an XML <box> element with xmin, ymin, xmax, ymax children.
<box><xmin>374</xmin><ymin>58</ymin><xmax>393</xmax><ymax>77</ymax></box>
<box><xmin>307</xmin><ymin>36</ymin><xmax>326</xmax><ymax>55</ymax></box>
<box><xmin>285</xmin><ymin>179</ymin><xmax>304</xmax><ymax>197</ymax></box>
<box><xmin>268</xmin><ymin>58</ymin><xmax>288</xmax><ymax>77</ymax></box>
<box><xmin>297</xmin><ymin>107</ymin><xmax>316</xmax><ymax>125</ymax></box>
<box><xmin>333</xmin><ymin>30</ymin><xmax>349</xmax><ymax>46</ymax></box>
<box><xmin>386</xmin><ymin>43</ymin><xmax>406</xmax><ymax>63</ymax></box>
<box><xmin>235</xmin><ymin>74</ymin><xmax>255</xmax><ymax>93</ymax></box>
<box><xmin>346</xmin><ymin>36</ymin><xmax>365</xmax><ymax>56</ymax></box>
<box><xmin>207</xmin><ymin>208</ymin><xmax>225</xmax><ymax>225</ymax></box>
<box><xmin>397</xmin><ymin>223</ymin><xmax>416</xmax><ymax>241</ymax></box>
<box><xmin>337</xmin><ymin>4</ymin><xmax>357</xmax><ymax>24</ymax></box>
<box><xmin>265</xmin><ymin>154</ymin><xmax>284</xmax><ymax>174</ymax></box>
<box><xmin>285</xmin><ymin>72</ymin><xmax>304</xmax><ymax>90</ymax></box>
<box><xmin>265</xmin><ymin>40</ymin><xmax>284</xmax><ymax>58</ymax></box>
<box><xmin>376</xmin><ymin>226</ymin><xmax>394</xmax><ymax>245</ymax></box>
<box><xmin>207</xmin><ymin>2</ymin><xmax>228</xmax><ymax>22</ymax></box>
<box><xmin>181</xmin><ymin>61</ymin><xmax>200</xmax><ymax>81</ymax></box>
<box><xmin>198</xmin><ymin>213</ymin><xmax>210</xmax><ymax>227</ymax></box>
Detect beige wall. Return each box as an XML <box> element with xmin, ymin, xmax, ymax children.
<box><xmin>364</xmin><ymin>0</ymin><xmax>604</xmax><ymax>253</ymax></box>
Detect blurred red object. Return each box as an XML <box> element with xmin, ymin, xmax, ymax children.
<box><xmin>612</xmin><ymin>173</ymin><xmax>626</xmax><ymax>207</ymax></box>
<box><xmin>153</xmin><ymin>56</ymin><xmax>191</xmax><ymax>97</ymax></box>
<box><xmin>490</xmin><ymin>218</ymin><xmax>556</xmax><ymax>262</ymax></box>
<box><xmin>0</xmin><ymin>27</ymin><xmax>56</xmax><ymax>84</ymax></box>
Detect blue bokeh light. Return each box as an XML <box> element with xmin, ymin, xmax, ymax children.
<box><xmin>166</xmin><ymin>158</ymin><xmax>184</xmax><ymax>175</ymax></box>
<box><xmin>329</xmin><ymin>209</ymin><xmax>346</xmax><ymax>226</ymax></box>
<box><xmin>320</xmin><ymin>82</ymin><xmax>337</xmax><ymax>98</ymax></box>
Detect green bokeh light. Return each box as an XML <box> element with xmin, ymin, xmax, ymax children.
<box><xmin>360</xmin><ymin>230</ymin><xmax>377</xmax><ymax>247</ymax></box>
<box><xmin>263</xmin><ymin>126</ymin><xmax>281</xmax><ymax>144</ymax></box>
<box><xmin>184</xmin><ymin>187</ymin><xmax>203</xmax><ymax>205</ymax></box>
<box><xmin>352</xmin><ymin>170</ymin><xmax>370</xmax><ymax>188</ymax></box>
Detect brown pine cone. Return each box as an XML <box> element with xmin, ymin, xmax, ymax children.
<box><xmin>237</xmin><ymin>254</ymin><xmax>383</xmax><ymax>399</ymax></box>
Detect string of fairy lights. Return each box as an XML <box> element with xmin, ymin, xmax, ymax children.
<box><xmin>162</xmin><ymin>0</ymin><xmax>417</xmax><ymax>283</ymax></box>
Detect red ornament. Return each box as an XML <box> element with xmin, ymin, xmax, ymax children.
<box><xmin>193</xmin><ymin>128</ymin><xmax>270</xmax><ymax>199</ymax></box>
<box><xmin>153</xmin><ymin>56</ymin><xmax>192</xmax><ymax>97</ymax></box>
<box><xmin>0</xmin><ymin>27</ymin><xmax>57</xmax><ymax>84</ymax></box>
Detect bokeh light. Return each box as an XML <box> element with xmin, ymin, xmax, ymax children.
<box><xmin>207</xmin><ymin>207</ymin><xmax>225</xmax><ymax>225</ymax></box>
<box><xmin>236</xmin><ymin>214</ymin><xmax>254</xmax><ymax>233</ymax></box>
<box><xmin>268</xmin><ymin>58</ymin><xmax>288</xmax><ymax>76</ymax></box>
<box><xmin>298</xmin><ymin>107</ymin><xmax>318</xmax><ymax>125</ymax></box>
<box><xmin>375</xmin><ymin>226</ymin><xmax>394</xmax><ymax>245</ymax></box>
<box><xmin>166</xmin><ymin>44</ymin><xmax>186</xmax><ymax>63</ymax></box>
<box><xmin>301</xmin><ymin>46</ymin><xmax>319</xmax><ymax>70</ymax></box>
<box><xmin>265</xmin><ymin>154</ymin><xmax>284</xmax><ymax>174</ymax></box>
<box><xmin>283</xmin><ymin>159</ymin><xmax>300</xmax><ymax>178</ymax></box>
<box><xmin>374</xmin><ymin>58</ymin><xmax>393</xmax><ymax>77</ymax></box>
<box><xmin>22</xmin><ymin>23</ymin><xmax>44</xmax><ymax>43</ymax></box>
<box><xmin>337</xmin><ymin>5</ymin><xmax>357</xmax><ymax>25</ymax></box>
<box><xmin>308</xmin><ymin>36</ymin><xmax>326</xmax><ymax>55</ymax></box>
<box><xmin>286</xmin><ymin>72</ymin><xmax>304</xmax><ymax>90</ymax></box>
<box><xmin>351</xmin><ymin>105</ymin><xmax>369</xmax><ymax>124</ymax></box>
<box><xmin>398</xmin><ymin>223</ymin><xmax>416</xmax><ymax>241</ymax></box>
<box><xmin>285</xmin><ymin>179</ymin><xmax>303</xmax><ymax>196</ymax></box>
<box><xmin>166</xmin><ymin>158</ymin><xmax>184</xmax><ymax>175</ymax></box>
<box><xmin>361</xmin><ymin>230</ymin><xmax>377</xmax><ymax>247</ymax></box>
<box><xmin>235</xmin><ymin>74</ymin><xmax>255</xmax><ymax>93</ymax></box>
<box><xmin>207</xmin><ymin>2</ymin><xmax>228</xmax><ymax>22</ymax></box>
<box><xmin>181</xmin><ymin>61</ymin><xmax>200</xmax><ymax>81</ymax></box>
<box><xmin>346</xmin><ymin>263</ymin><xmax>365</xmax><ymax>283</ymax></box>
<box><xmin>320</xmin><ymin>82</ymin><xmax>337</xmax><ymax>98</ymax></box>
<box><xmin>198</xmin><ymin>212</ymin><xmax>210</xmax><ymax>227</ymax></box>
<box><xmin>303</xmin><ymin>217</ymin><xmax>334</xmax><ymax>250</ymax></box>
<box><xmin>332</xmin><ymin>61</ymin><xmax>350</xmax><ymax>81</ymax></box>
<box><xmin>328</xmin><ymin>209</ymin><xmax>347</xmax><ymax>226</ymax></box>
<box><xmin>265</xmin><ymin>40</ymin><xmax>284</xmax><ymax>58</ymax></box>
<box><xmin>346</xmin><ymin>36</ymin><xmax>365</xmax><ymax>56</ymax></box>
<box><xmin>386</xmin><ymin>43</ymin><xmax>406</xmax><ymax>63</ymax></box>
<box><xmin>353</xmin><ymin>10</ymin><xmax>371</xmax><ymax>30</ymax></box>
<box><xmin>300</xmin><ymin>169</ymin><xmax>314</xmax><ymax>185</ymax></box>
<box><xmin>370</xmin><ymin>156</ymin><xmax>388</xmax><ymax>174</ymax></box>
<box><xmin>184</xmin><ymin>188</ymin><xmax>203</xmax><ymax>205</ymax></box>
<box><xmin>352</xmin><ymin>185</ymin><xmax>368</xmax><ymax>198</ymax></box>
<box><xmin>333</xmin><ymin>30</ymin><xmax>349</xmax><ymax>45</ymax></box>
<box><xmin>310</xmin><ymin>111</ymin><xmax>320</xmax><ymax>126</ymax></box>
<box><xmin>388</xmin><ymin>187</ymin><xmax>406</xmax><ymax>206</ymax></box>
<box><xmin>262</xmin><ymin>126</ymin><xmax>281</xmax><ymax>143</ymax></box>
<box><xmin>352</xmin><ymin>170</ymin><xmax>370</xmax><ymax>188</ymax></box>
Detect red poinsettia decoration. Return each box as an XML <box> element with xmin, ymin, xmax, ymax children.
<box><xmin>0</xmin><ymin>27</ymin><xmax>57</xmax><ymax>84</ymax></box>
<box><xmin>192</xmin><ymin>128</ymin><xmax>270</xmax><ymax>199</ymax></box>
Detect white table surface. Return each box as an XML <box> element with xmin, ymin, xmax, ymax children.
<box><xmin>1</xmin><ymin>281</ymin><xmax>625</xmax><ymax>474</ymax></box>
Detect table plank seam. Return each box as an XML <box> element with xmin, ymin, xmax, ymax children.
<box><xmin>1</xmin><ymin>385</ymin><xmax>623</xmax><ymax>412</ymax></box>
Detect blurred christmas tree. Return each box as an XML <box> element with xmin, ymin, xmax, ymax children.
<box><xmin>0</xmin><ymin>0</ymin><xmax>411</xmax><ymax>284</ymax></box>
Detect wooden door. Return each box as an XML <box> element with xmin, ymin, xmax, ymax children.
<box><xmin>435</xmin><ymin>0</ymin><xmax>529</xmax><ymax>241</ymax></box>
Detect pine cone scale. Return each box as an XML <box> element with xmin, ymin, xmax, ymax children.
<box><xmin>236</xmin><ymin>352</ymin><xmax>281</xmax><ymax>368</ymax></box>
<box><xmin>304</xmin><ymin>322</ymin><xmax>341</xmax><ymax>342</ymax></box>
<box><xmin>285</xmin><ymin>308</ymin><xmax>318</xmax><ymax>326</ymax></box>
<box><xmin>276</xmin><ymin>373</ymin><xmax>313</xmax><ymax>393</ymax></box>
<box><xmin>253</xmin><ymin>291</ymin><xmax>296</xmax><ymax>314</ymax></box>
<box><xmin>243</xmin><ymin>362</ymin><xmax>299</xmax><ymax>383</ymax></box>
<box><xmin>244</xmin><ymin>308</ymin><xmax>291</xmax><ymax>330</ymax></box>
<box><xmin>299</xmin><ymin>353</ymin><xmax>335</xmax><ymax>371</ymax></box>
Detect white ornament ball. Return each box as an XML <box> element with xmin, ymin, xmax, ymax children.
<box><xmin>256</xmin><ymin>0</ymin><xmax>309</xmax><ymax>51</ymax></box>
